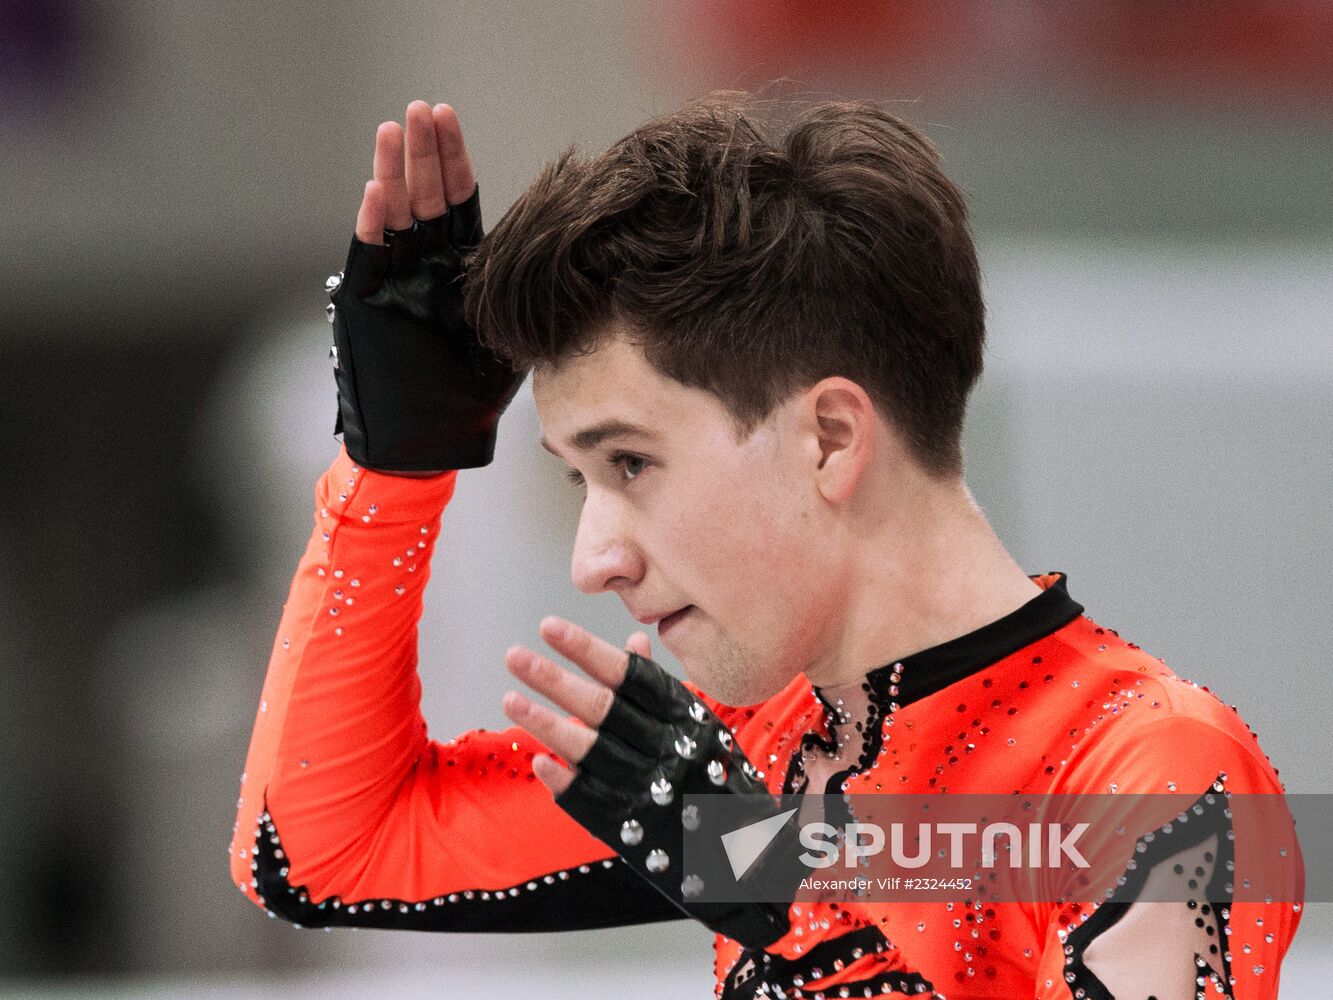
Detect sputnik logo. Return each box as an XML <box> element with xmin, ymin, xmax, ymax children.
<box><xmin>719</xmin><ymin>808</ymin><xmax>800</xmax><ymax>880</ymax></box>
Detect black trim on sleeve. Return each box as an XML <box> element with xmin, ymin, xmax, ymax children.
<box><xmin>719</xmin><ymin>925</ymin><xmax>938</xmax><ymax>1000</ymax></box>
<box><xmin>248</xmin><ymin>803</ymin><xmax>685</xmax><ymax>934</ymax></box>
<box><xmin>1063</xmin><ymin>776</ymin><xmax>1236</xmax><ymax>1000</ymax></box>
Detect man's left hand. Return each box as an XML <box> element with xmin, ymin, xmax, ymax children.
<box><xmin>501</xmin><ymin>616</ymin><xmax>795</xmax><ymax>951</ymax></box>
<box><xmin>501</xmin><ymin>616</ymin><xmax>648</xmax><ymax>795</ymax></box>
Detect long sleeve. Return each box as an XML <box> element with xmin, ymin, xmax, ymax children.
<box><xmin>227</xmin><ymin>446</ymin><xmax>683</xmax><ymax>932</ymax></box>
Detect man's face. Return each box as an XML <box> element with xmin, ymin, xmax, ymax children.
<box><xmin>532</xmin><ymin>334</ymin><xmax>836</xmax><ymax>705</ymax></box>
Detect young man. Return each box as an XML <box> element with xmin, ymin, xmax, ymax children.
<box><xmin>230</xmin><ymin>96</ymin><xmax>1301</xmax><ymax>998</ymax></box>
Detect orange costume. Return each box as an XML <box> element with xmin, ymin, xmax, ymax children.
<box><xmin>230</xmin><ymin>448</ymin><xmax>1303</xmax><ymax>998</ymax></box>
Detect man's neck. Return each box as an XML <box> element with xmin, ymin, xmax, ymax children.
<box><xmin>805</xmin><ymin>475</ymin><xmax>1041</xmax><ymax>692</ymax></box>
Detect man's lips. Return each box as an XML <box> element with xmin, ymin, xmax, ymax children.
<box><xmin>632</xmin><ymin>605</ymin><xmax>688</xmax><ymax>626</ymax></box>
<box><xmin>656</xmin><ymin>606</ymin><xmax>694</xmax><ymax>635</ymax></box>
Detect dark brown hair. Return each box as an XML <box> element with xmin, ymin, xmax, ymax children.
<box><xmin>464</xmin><ymin>93</ymin><xmax>984</xmax><ymax>477</ymax></box>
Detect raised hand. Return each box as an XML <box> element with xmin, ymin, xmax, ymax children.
<box><xmin>326</xmin><ymin>101</ymin><xmax>525</xmax><ymax>474</ymax></box>
<box><xmin>354</xmin><ymin>102</ymin><xmax>476</xmax><ymax>244</ymax></box>
<box><xmin>502</xmin><ymin>618</ymin><xmax>798</xmax><ymax>950</ymax></box>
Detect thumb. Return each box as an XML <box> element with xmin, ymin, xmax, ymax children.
<box><xmin>625</xmin><ymin>630</ymin><xmax>653</xmax><ymax>659</ymax></box>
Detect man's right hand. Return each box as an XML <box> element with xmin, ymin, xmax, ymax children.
<box><xmin>328</xmin><ymin>101</ymin><xmax>526</xmax><ymax>475</ymax></box>
<box><xmin>353</xmin><ymin>101</ymin><xmax>477</xmax><ymax>246</ymax></box>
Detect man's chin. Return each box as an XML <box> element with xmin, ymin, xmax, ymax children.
<box><xmin>678</xmin><ymin>654</ymin><xmax>792</xmax><ymax>709</ymax></box>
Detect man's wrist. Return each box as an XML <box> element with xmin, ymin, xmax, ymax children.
<box><xmin>323</xmin><ymin>446</ymin><xmax>459</xmax><ymax>522</ymax></box>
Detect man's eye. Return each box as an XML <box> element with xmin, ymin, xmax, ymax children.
<box><xmin>611</xmin><ymin>452</ymin><xmax>648</xmax><ymax>481</ymax></box>
<box><xmin>563</xmin><ymin>454</ymin><xmax>648</xmax><ymax>487</ymax></box>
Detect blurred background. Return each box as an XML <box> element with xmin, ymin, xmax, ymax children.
<box><xmin>1</xmin><ymin>0</ymin><xmax>1329</xmax><ymax>996</ymax></box>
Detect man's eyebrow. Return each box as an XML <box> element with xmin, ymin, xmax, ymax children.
<box><xmin>539</xmin><ymin>419</ymin><xmax>660</xmax><ymax>455</ymax></box>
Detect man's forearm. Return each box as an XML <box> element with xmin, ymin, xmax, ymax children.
<box><xmin>228</xmin><ymin>448</ymin><xmax>457</xmax><ymax>905</ymax></box>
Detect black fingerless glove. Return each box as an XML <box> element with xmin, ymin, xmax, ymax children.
<box><xmin>325</xmin><ymin>186</ymin><xmax>526</xmax><ymax>472</ymax></box>
<box><xmin>555</xmin><ymin>653</ymin><xmax>801</xmax><ymax>951</ymax></box>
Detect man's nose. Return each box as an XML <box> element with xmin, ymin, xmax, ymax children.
<box><xmin>570</xmin><ymin>496</ymin><xmax>645</xmax><ymax>595</ymax></box>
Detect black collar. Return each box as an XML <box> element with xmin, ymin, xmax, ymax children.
<box><xmin>791</xmin><ymin>574</ymin><xmax>1084</xmax><ymax>798</ymax></box>
<box><xmin>815</xmin><ymin>573</ymin><xmax>1084</xmax><ymax>713</ymax></box>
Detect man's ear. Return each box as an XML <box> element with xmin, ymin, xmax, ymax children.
<box><xmin>801</xmin><ymin>378</ymin><xmax>876</xmax><ymax>504</ymax></box>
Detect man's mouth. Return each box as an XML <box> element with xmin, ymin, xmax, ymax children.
<box><xmin>657</xmin><ymin>606</ymin><xmax>694</xmax><ymax>636</ymax></box>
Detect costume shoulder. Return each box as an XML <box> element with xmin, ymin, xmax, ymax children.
<box><xmin>1033</xmin><ymin>615</ymin><xmax>1303</xmax><ymax>999</ymax></box>
<box><xmin>1048</xmin><ymin>616</ymin><xmax>1287</xmax><ymax>799</ymax></box>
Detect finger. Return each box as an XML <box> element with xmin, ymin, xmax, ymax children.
<box><xmin>626</xmin><ymin>630</ymin><xmax>653</xmax><ymax>659</ymax></box>
<box><xmin>506</xmin><ymin>645</ymin><xmax>615</xmax><ymax>728</ymax></box>
<box><xmin>372</xmin><ymin>121</ymin><xmax>412</xmax><ymax>230</ymax></box>
<box><xmin>432</xmin><ymin>103</ymin><xmax>477</xmax><ymax>206</ymax></box>
<box><xmin>502</xmin><ymin>689</ymin><xmax>595</xmax><ymax>767</ymax></box>
<box><xmin>404</xmin><ymin>100</ymin><xmax>447</xmax><ymax>220</ymax></box>
<box><xmin>531</xmin><ymin>753</ymin><xmax>572</xmax><ymax>796</ymax></box>
<box><xmin>354</xmin><ymin>180</ymin><xmax>386</xmax><ymax>245</ymax></box>
<box><xmin>540</xmin><ymin>617</ymin><xmax>631</xmax><ymax>689</ymax></box>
